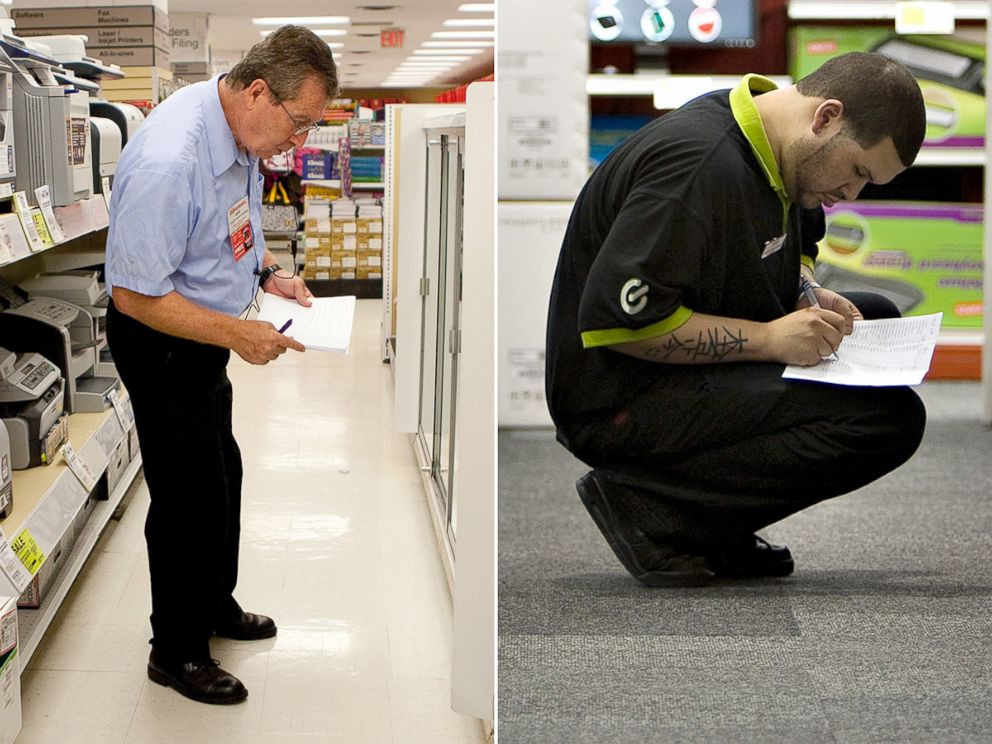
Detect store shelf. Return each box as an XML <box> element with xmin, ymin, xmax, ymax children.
<box><xmin>931</xmin><ymin>329</ymin><xmax>984</xmax><ymax>379</ymax></box>
<box><xmin>301</xmin><ymin>179</ymin><xmax>342</xmax><ymax>188</ymax></box>
<box><xmin>586</xmin><ymin>74</ymin><xmax>794</xmax><ymax>109</ymax></box>
<box><xmin>788</xmin><ymin>1</ymin><xmax>988</xmax><ymax>20</ymax></box>
<box><xmin>0</xmin><ymin>401</ymin><xmax>143</xmax><ymax>668</ymax></box>
<box><xmin>0</xmin><ymin>195</ymin><xmax>110</xmax><ymax>271</ymax></box>
<box><xmin>914</xmin><ymin>148</ymin><xmax>987</xmax><ymax>167</ymax></box>
<box><xmin>350</xmin><ymin>144</ymin><xmax>386</xmax><ymax>150</ymax></box>
<box><xmin>423</xmin><ymin>111</ymin><xmax>466</xmax><ymax>130</ymax></box>
<box><xmin>18</xmin><ymin>453</ymin><xmax>141</xmax><ymax>668</ymax></box>
<box><xmin>352</xmin><ymin>182</ymin><xmax>385</xmax><ymax>190</ymax></box>
<box><xmin>308</xmin><ymin>278</ymin><xmax>382</xmax><ymax>299</ymax></box>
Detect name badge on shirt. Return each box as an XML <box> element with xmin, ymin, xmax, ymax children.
<box><xmin>761</xmin><ymin>234</ymin><xmax>786</xmax><ymax>259</ymax></box>
<box><xmin>227</xmin><ymin>196</ymin><xmax>254</xmax><ymax>262</ymax></box>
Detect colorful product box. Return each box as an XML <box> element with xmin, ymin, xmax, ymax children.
<box><xmin>790</xmin><ymin>27</ymin><xmax>985</xmax><ymax>149</ymax></box>
<box><xmin>816</xmin><ymin>202</ymin><xmax>983</xmax><ymax>328</ymax></box>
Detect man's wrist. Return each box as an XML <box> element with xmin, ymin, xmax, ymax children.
<box><xmin>257</xmin><ymin>263</ymin><xmax>282</xmax><ymax>287</ymax></box>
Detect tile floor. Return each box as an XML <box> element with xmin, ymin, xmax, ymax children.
<box><xmin>18</xmin><ymin>300</ymin><xmax>486</xmax><ymax>744</ymax></box>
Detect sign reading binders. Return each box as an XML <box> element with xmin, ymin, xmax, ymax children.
<box><xmin>12</xmin><ymin>6</ymin><xmax>170</xmax><ymax>67</ymax></box>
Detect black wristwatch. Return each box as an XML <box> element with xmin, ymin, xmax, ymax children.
<box><xmin>257</xmin><ymin>263</ymin><xmax>282</xmax><ymax>287</ymax></box>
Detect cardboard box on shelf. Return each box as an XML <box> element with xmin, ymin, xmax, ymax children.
<box><xmin>12</xmin><ymin>6</ymin><xmax>170</xmax><ymax>32</ymax></box>
<box><xmin>357</xmin><ymin>268</ymin><xmax>383</xmax><ymax>280</ymax></box>
<box><xmin>358</xmin><ymin>252</ymin><xmax>382</xmax><ymax>269</ymax></box>
<box><xmin>330</xmin><ymin>269</ymin><xmax>356</xmax><ymax>280</ymax></box>
<box><xmin>331</xmin><ymin>218</ymin><xmax>357</xmax><ymax>235</ymax></box>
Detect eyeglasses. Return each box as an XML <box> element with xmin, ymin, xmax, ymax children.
<box><xmin>275</xmin><ymin>97</ymin><xmax>321</xmax><ymax>136</ymax></box>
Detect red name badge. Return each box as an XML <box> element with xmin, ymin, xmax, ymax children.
<box><xmin>227</xmin><ymin>196</ymin><xmax>254</xmax><ymax>262</ymax></box>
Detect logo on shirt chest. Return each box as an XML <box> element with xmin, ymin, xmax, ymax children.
<box><xmin>620</xmin><ymin>278</ymin><xmax>649</xmax><ymax>315</ymax></box>
<box><xmin>761</xmin><ymin>233</ymin><xmax>786</xmax><ymax>259</ymax></box>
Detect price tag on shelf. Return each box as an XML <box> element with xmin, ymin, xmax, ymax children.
<box><xmin>34</xmin><ymin>185</ymin><xmax>66</xmax><ymax>243</ymax></box>
<box><xmin>61</xmin><ymin>442</ymin><xmax>98</xmax><ymax>492</ymax></box>
<box><xmin>0</xmin><ymin>529</ymin><xmax>32</xmax><ymax>593</ymax></box>
<box><xmin>12</xmin><ymin>190</ymin><xmax>45</xmax><ymax>252</ymax></box>
<box><xmin>108</xmin><ymin>388</ymin><xmax>134</xmax><ymax>432</ymax></box>
<box><xmin>0</xmin><ymin>183</ymin><xmax>12</xmax><ymax>200</ymax></box>
<box><xmin>894</xmin><ymin>2</ymin><xmax>955</xmax><ymax>34</ymax></box>
<box><xmin>9</xmin><ymin>527</ymin><xmax>44</xmax><ymax>576</ymax></box>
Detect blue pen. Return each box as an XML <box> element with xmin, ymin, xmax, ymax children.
<box><xmin>800</xmin><ymin>277</ymin><xmax>839</xmax><ymax>361</ymax></box>
<box><xmin>277</xmin><ymin>319</ymin><xmax>293</xmax><ymax>334</ymax></box>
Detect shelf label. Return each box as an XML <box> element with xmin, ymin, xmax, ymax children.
<box><xmin>9</xmin><ymin>527</ymin><xmax>44</xmax><ymax>576</ymax></box>
<box><xmin>102</xmin><ymin>177</ymin><xmax>112</xmax><ymax>212</ymax></box>
<box><xmin>12</xmin><ymin>191</ymin><xmax>46</xmax><ymax>253</ymax></box>
<box><xmin>34</xmin><ymin>185</ymin><xmax>66</xmax><ymax>244</ymax></box>
<box><xmin>895</xmin><ymin>2</ymin><xmax>955</xmax><ymax>34</ymax></box>
<box><xmin>61</xmin><ymin>442</ymin><xmax>98</xmax><ymax>492</ymax></box>
<box><xmin>0</xmin><ymin>530</ymin><xmax>32</xmax><ymax>592</ymax></box>
<box><xmin>108</xmin><ymin>389</ymin><xmax>134</xmax><ymax>433</ymax></box>
<box><xmin>0</xmin><ymin>183</ymin><xmax>12</xmax><ymax>200</ymax></box>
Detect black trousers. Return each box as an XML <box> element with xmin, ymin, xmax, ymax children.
<box><xmin>106</xmin><ymin>301</ymin><xmax>243</xmax><ymax>663</ymax></box>
<box><xmin>558</xmin><ymin>293</ymin><xmax>928</xmax><ymax>553</ymax></box>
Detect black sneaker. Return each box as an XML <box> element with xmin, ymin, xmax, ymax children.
<box><xmin>707</xmin><ymin>535</ymin><xmax>794</xmax><ymax>578</ymax></box>
<box><xmin>576</xmin><ymin>472</ymin><xmax>713</xmax><ymax>587</ymax></box>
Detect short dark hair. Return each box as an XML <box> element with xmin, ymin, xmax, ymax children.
<box><xmin>796</xmin><ymin>51</ymin><xmax>925</xmax><ymax>167</ymax></box>
<box><xmin>226</xmin><ymin>25</ymin><xmax>339</xmax><ymax>103</ymax></box>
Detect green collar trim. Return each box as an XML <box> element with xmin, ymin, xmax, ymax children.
<box><xmin>729</xmin><ymin>74</ymin><xmax>787</xmax><ymax>201</ymax></box>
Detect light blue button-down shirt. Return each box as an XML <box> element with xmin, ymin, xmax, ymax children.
<box><xmin>105</xmin><ymin>74</ymin><xmax>266</xmax><ymax>316</ymax></box>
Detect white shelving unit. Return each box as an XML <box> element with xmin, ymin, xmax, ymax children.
<box><xmin>788</xmin><ymin>1</ymin><xmax>988</xmax><ymax>20</ymax></box>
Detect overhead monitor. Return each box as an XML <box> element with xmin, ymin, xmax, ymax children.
<box><xmin>589</xmin><ymin>0</ymin><xmax>757</xmax><ymax>47</ymax></box>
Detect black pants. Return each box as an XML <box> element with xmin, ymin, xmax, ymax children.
<box><xmin>558</xmin><ymin>293</ymin><xmax>928</xmax><ymax>553</ymax></box>
<box><xmin>107</xmin><ymin>301</ymin><xmax>243</xmax><ymax>663</ymax></box>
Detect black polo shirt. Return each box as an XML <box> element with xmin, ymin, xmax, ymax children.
<box><xmin>546</xmin><ymin>75</ymin><xmax>824</xmax><ymax>428</ymax></box>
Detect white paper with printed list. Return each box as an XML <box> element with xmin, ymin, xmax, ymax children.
<box><xmin>783</xmin><ymin>313</ymin><xmax>942</xmax><ymax>387</ymax></box>
<box><xmin>257</xmin><ymin>294</ymin><xmax>356</xmax><ymax>353</ymax></box>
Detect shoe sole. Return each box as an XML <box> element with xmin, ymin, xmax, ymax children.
<box><xmin>711</xmin><ymin>558</ymin><xmax>795</xmax><ymax>579</ymax></box>
<box><xmin>147</xmin><ymin>665</ymin><xmax>249</xmax><ymax>705</ymax></box>
<box><xmin>213</xmin><ymin>628</ymin><xmax>278</xmax><ymax>641</ymax></box>
<box><xmin>577</xmin><ymin>475</ymin><xmax>713</xmax><ymax>588</ymax></box>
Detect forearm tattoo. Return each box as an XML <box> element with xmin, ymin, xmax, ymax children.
<box><xmin>641</xmin><ymin>326</ymin><xmax>748</xmax><ymax>362</ymax></box>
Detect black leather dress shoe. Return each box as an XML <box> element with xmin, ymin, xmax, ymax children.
<box><xmin>214</xmin><ymin>611</ymin><xmax>278</xmax><ymax>641</ymax></box>
<box><xmin>707</xmin><ymin>536</ymin><xmax>795</xmax><ymax>578</ymax></box>
<box><xmin>147</xmin><ymin>651</ymin><xmax>248</xmax><ymax>705</ymax></box>
<box><xmin>576</xmin><ymin>473</ymin><xmax>713</xmax><ymax>587</ymax></box>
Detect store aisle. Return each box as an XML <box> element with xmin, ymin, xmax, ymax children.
<box><xmin>18</xmin><ymin>300</ymin><xmax>485</xmax><ymax>744</ymax></box>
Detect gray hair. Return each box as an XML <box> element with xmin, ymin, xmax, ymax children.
<box><xmin>226</xmin><ymin>25</ymin><xmax>339</xmax><ymax>102</ymax></box>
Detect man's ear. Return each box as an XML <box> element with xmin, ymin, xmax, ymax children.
<box><xmin>245</xmin><ymin>79</ymin><xmax>268</xmax><ymax>109</ymax></box>
<box><xmin>811</xmin><ymin>99</ymin><xmax>844</xmax><ymax>136</ymax></box>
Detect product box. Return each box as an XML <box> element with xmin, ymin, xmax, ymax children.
<box><xmin>12</xmin><ymin>6</ymin><xmax>170</xmax><ymax>33</ymax></box>
<box><xmin>790</xmin><ymin>27</ymin><xmax>986</xmax><ymax>149</ymax></box>
<box><xmin>816</xmin><ymin>201</ymin><xmax>983</xmax><ymax>328</ymax></box>
<box><xmin>330</xmin><ymin>269</ymin><xmax>356</xmax><ymax>280</ymax></box>
<box><xmin>357</xmin><ymin>268</ymin><xmax>382</xmax><ymax>280</ymax></box>
<box><xmin>0</xmin><ymin>595</ymin><xmax>21</xmax><ymax>744</ymax></box>
<box><xmin>303</xmin><ymin>153</ymin><xmax>330</xmax><ymax>181</ymax></box>
<box><xmin>105</xmin><ymin>436</ymin><xmax>130</xmax><ymax>495</ymax></box>
<box><xmin>128</xmin><ymin>424</ymin><xmax>140</xmax><ymax>462</ymax></box>
<box><xmin>358</xmin><ymin>251</ymin><xmax>382</xmax><ymax>269</ymax></box>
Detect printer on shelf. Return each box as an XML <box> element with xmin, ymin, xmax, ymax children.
<box><xmin>19</xmin><ymin>270</ymin><xmax>116</xmax><ymax>377</ymax></box>
<box><xmin>0</xmin><ymin>290</ymin><xmax>118</xmax><ymax>413</ymax></box>
<box><xmin>0</xmin><ymin>34</ymin><xmax>92</xmax><ymax>206</ymax></box>
<box><xmin>0</xmin><ymin>345</ymin><xmax>68</xmax><ymax>473</ymax></box>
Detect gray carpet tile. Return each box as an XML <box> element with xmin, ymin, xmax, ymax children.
<box><xmin>498</xmin><ymin>382</ymin><xmax>992</xmax><ymax>743</ymax></box>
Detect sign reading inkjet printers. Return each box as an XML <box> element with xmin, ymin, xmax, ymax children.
<box><xmin>498</xmin><ymin>0</ymin><xmax>589</xmax><ymax>200</ymax></box>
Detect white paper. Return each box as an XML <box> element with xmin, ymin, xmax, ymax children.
<box><xmin>783</xmin><ymin>313</ymin><xmax>943</xmax><ymax>387</ymax></box>
<box><xmin>61</xmin><ymin>442</ymin><xmax>98</xmax><ymax>492</ymax></box>
<box><xmin>13</xmin><ymin>191</ymin><xmax>45</xmax><ymax>252</ymax></box>
<box><xmin>108</xmin><ymin>388</ymin><xmax>133</xmax><ymax>432</ymax></box>
<box><xmin>257</xmin><ymin>294</ymin><xmax>356</xmax><ymax>353</ymax></box>
<box><xmin>34</xmin><ymin>185</ymin><xmax>66</xmax><ymax>243</ymax></box>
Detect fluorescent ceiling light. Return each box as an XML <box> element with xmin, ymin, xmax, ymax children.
<box><xmin>432</xmin><ymin>31</ymin><xmax>495</xmax><ymax>39</ymax></box>
<box><xmin>262</xmin><ymin>29</ymin><xmax>347</xmax><ymax>37</ymax></box>
<box><xmin>414</xmin><ymin>49</ymin><xmax>484</xmax><ymax>55</ymax></box>
<box><xmin>443</xmin><ymin>18</ymin><xmax>495</xmax><ymax>27</ymax></box>
<box><xmin>458</xmin><ymin>3</ymin><xmax>495</xmax><ymax>11</ymax></box>
<box><xmin>253</xmin><ymin>16</ymin><xmax>349</xmax><ymax>25</ymax></box>
<box><xmin>423</xmin><ymin>40</ymin><xmax>494</xmax><ymax>47</ymax></box>
<box><xmin>404</xmin><ymin>56</ymin><xmax>470</xmax><ymax>62</ymax></box>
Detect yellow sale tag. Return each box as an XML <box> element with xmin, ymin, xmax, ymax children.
<box><xmin>10</xmin><ymin>528</ymin><xmax>44</xmax><ymax>575</ymax></box>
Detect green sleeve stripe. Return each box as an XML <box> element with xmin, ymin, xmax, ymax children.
<box><xmin>800</xmin><ymin>255</ymin><xmax>816</xmax><ymax>273</ymax></box>
<box><xmin>581</xmin><ymin>306</ymin><xmax>694</xmax><ymax>349</ymax></box>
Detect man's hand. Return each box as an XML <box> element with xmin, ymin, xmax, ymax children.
<box><xmin>766</xmin><ymin>307</ymin><xmax>847</xmax><ymax>366</ymax></box>
<box><xmin>232</xmin><ymin>320</ymin><xmax>305</xmax><ymax>365</ymax></box>
<box><xmin>795</xmin><ymin>286</ymin><xmax>863</xmax><ymax>333</ymax></box>
<box><xmin>264</xmin><ymin>271</ymin><xmax>314</xmax><ymax>307</ymax></box>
